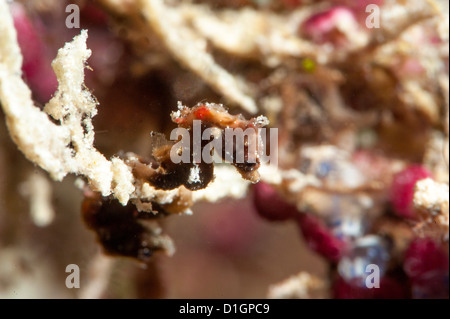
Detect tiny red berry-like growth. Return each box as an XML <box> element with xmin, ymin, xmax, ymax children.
<box><xmin>252</xmin><ymin>182</ymin><xmax>298</xmax><ymax>221</ymax></box>
<box><xmin>297</xmin><ymin>213</ymin><xmax>348</xmax><ymax>262</ymax></box>
<box><xmin>403</xmin><ymin>238</ymin><xmax>449</xmax><ymax>286</ymax></box>
<box><xmin>390</xmin><ymin>165</ymin><xmax>431</xmax><ymax>219</ymax></box>
<box><xmin>12</xmin><ymin>3</ymin><xmax>57</xmax><ymax>103</ymax></box>
<box><xmin>300</xmin><ymin>6</ymin><xmax>357</xmax><ymax>45</ymax></box>
<box><xmin>333</xmin><ymin>276</ymin><xmax>408</xmax><ymax>299</ymax></box>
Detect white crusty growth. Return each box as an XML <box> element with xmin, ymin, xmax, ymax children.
<box><xmin>0</xmin><ymin>0</ymin><xmax>71</xmax><ymax>181</ymax></box>
<box><xmin>414</xmin><ymin>178</ymin><xmax>449</xmax><ymax>241</ymax></box>
<box><xmin>0</xmin><ymin>0</ymin><xmax>135</xmax><ymax>204</ymax></box>
<box><xmin>267</xmin><ymin>272</ymin><xmax>327</xmax><ymax>299</ymax></box>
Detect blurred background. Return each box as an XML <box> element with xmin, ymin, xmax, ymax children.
<box><xmin>0</xmin><ymin>0</ymin><xmax>448</xmax><ymax>298</ymax></box>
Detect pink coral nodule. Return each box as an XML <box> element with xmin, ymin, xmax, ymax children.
<box><xmin>390</xmin><ymin>165</ymin><xmax>432</xmax><ymax>219</ymax></box>
<box><xmin>296</xmin><ymin>213</ymin><xmax>349</xmax><ymax>262</ymax></box>
<box><xmin>252</xmin><ymin>182</ymin><xmax>299</xmax><ymax>222</ymax></box>
<box><xmin>11</xmin><ymin>3</ymin><xmax>57</xmax><ymax>103</ymax></box>
<box><xmin>300</xmin><ymin>6</ymin><xmax>359</xmax><ymax>46</ymax></box>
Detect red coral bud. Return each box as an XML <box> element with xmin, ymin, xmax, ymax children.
<box><xmin>333</xmin><ymin>276</ymin><xmax>408</xmax><ymax>299</ymax></box>
<box><xmin>390</xmin><ymin>165</ymin><xmax>431</xmax><ymax>219</ymax></box>
<box><xmin>11</xmin><ymin>3</ymin><xmax>57</xmax><ymax>103</ymax></box>
<box><xmin>301</xmin><ymin>6</ymin><xmax>358</xmax><ymax>45</ymax></box>
<box><xmin>252</xmin><ymin>182</ymin><xmax>298</xmax><ymax>221</ymax></box>
<box><xmin>297</xmin><ymin>213</ymin><xmax>348</xmax><ymax>262</ymax></box>
<box><xmin>403</xmin><ymin>238</ymin><xmax>449</xmax><ymax>298</ymax></box>
<box><xmin>404</xmin><ymin>238</ymin><xmax>448</xmax><ymax>281</ymax></box>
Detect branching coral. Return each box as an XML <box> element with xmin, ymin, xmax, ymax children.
<box><xmin>0</xmin><ymin>5</ymin><xmax>135</xmax><ymax>202</ymax></box>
